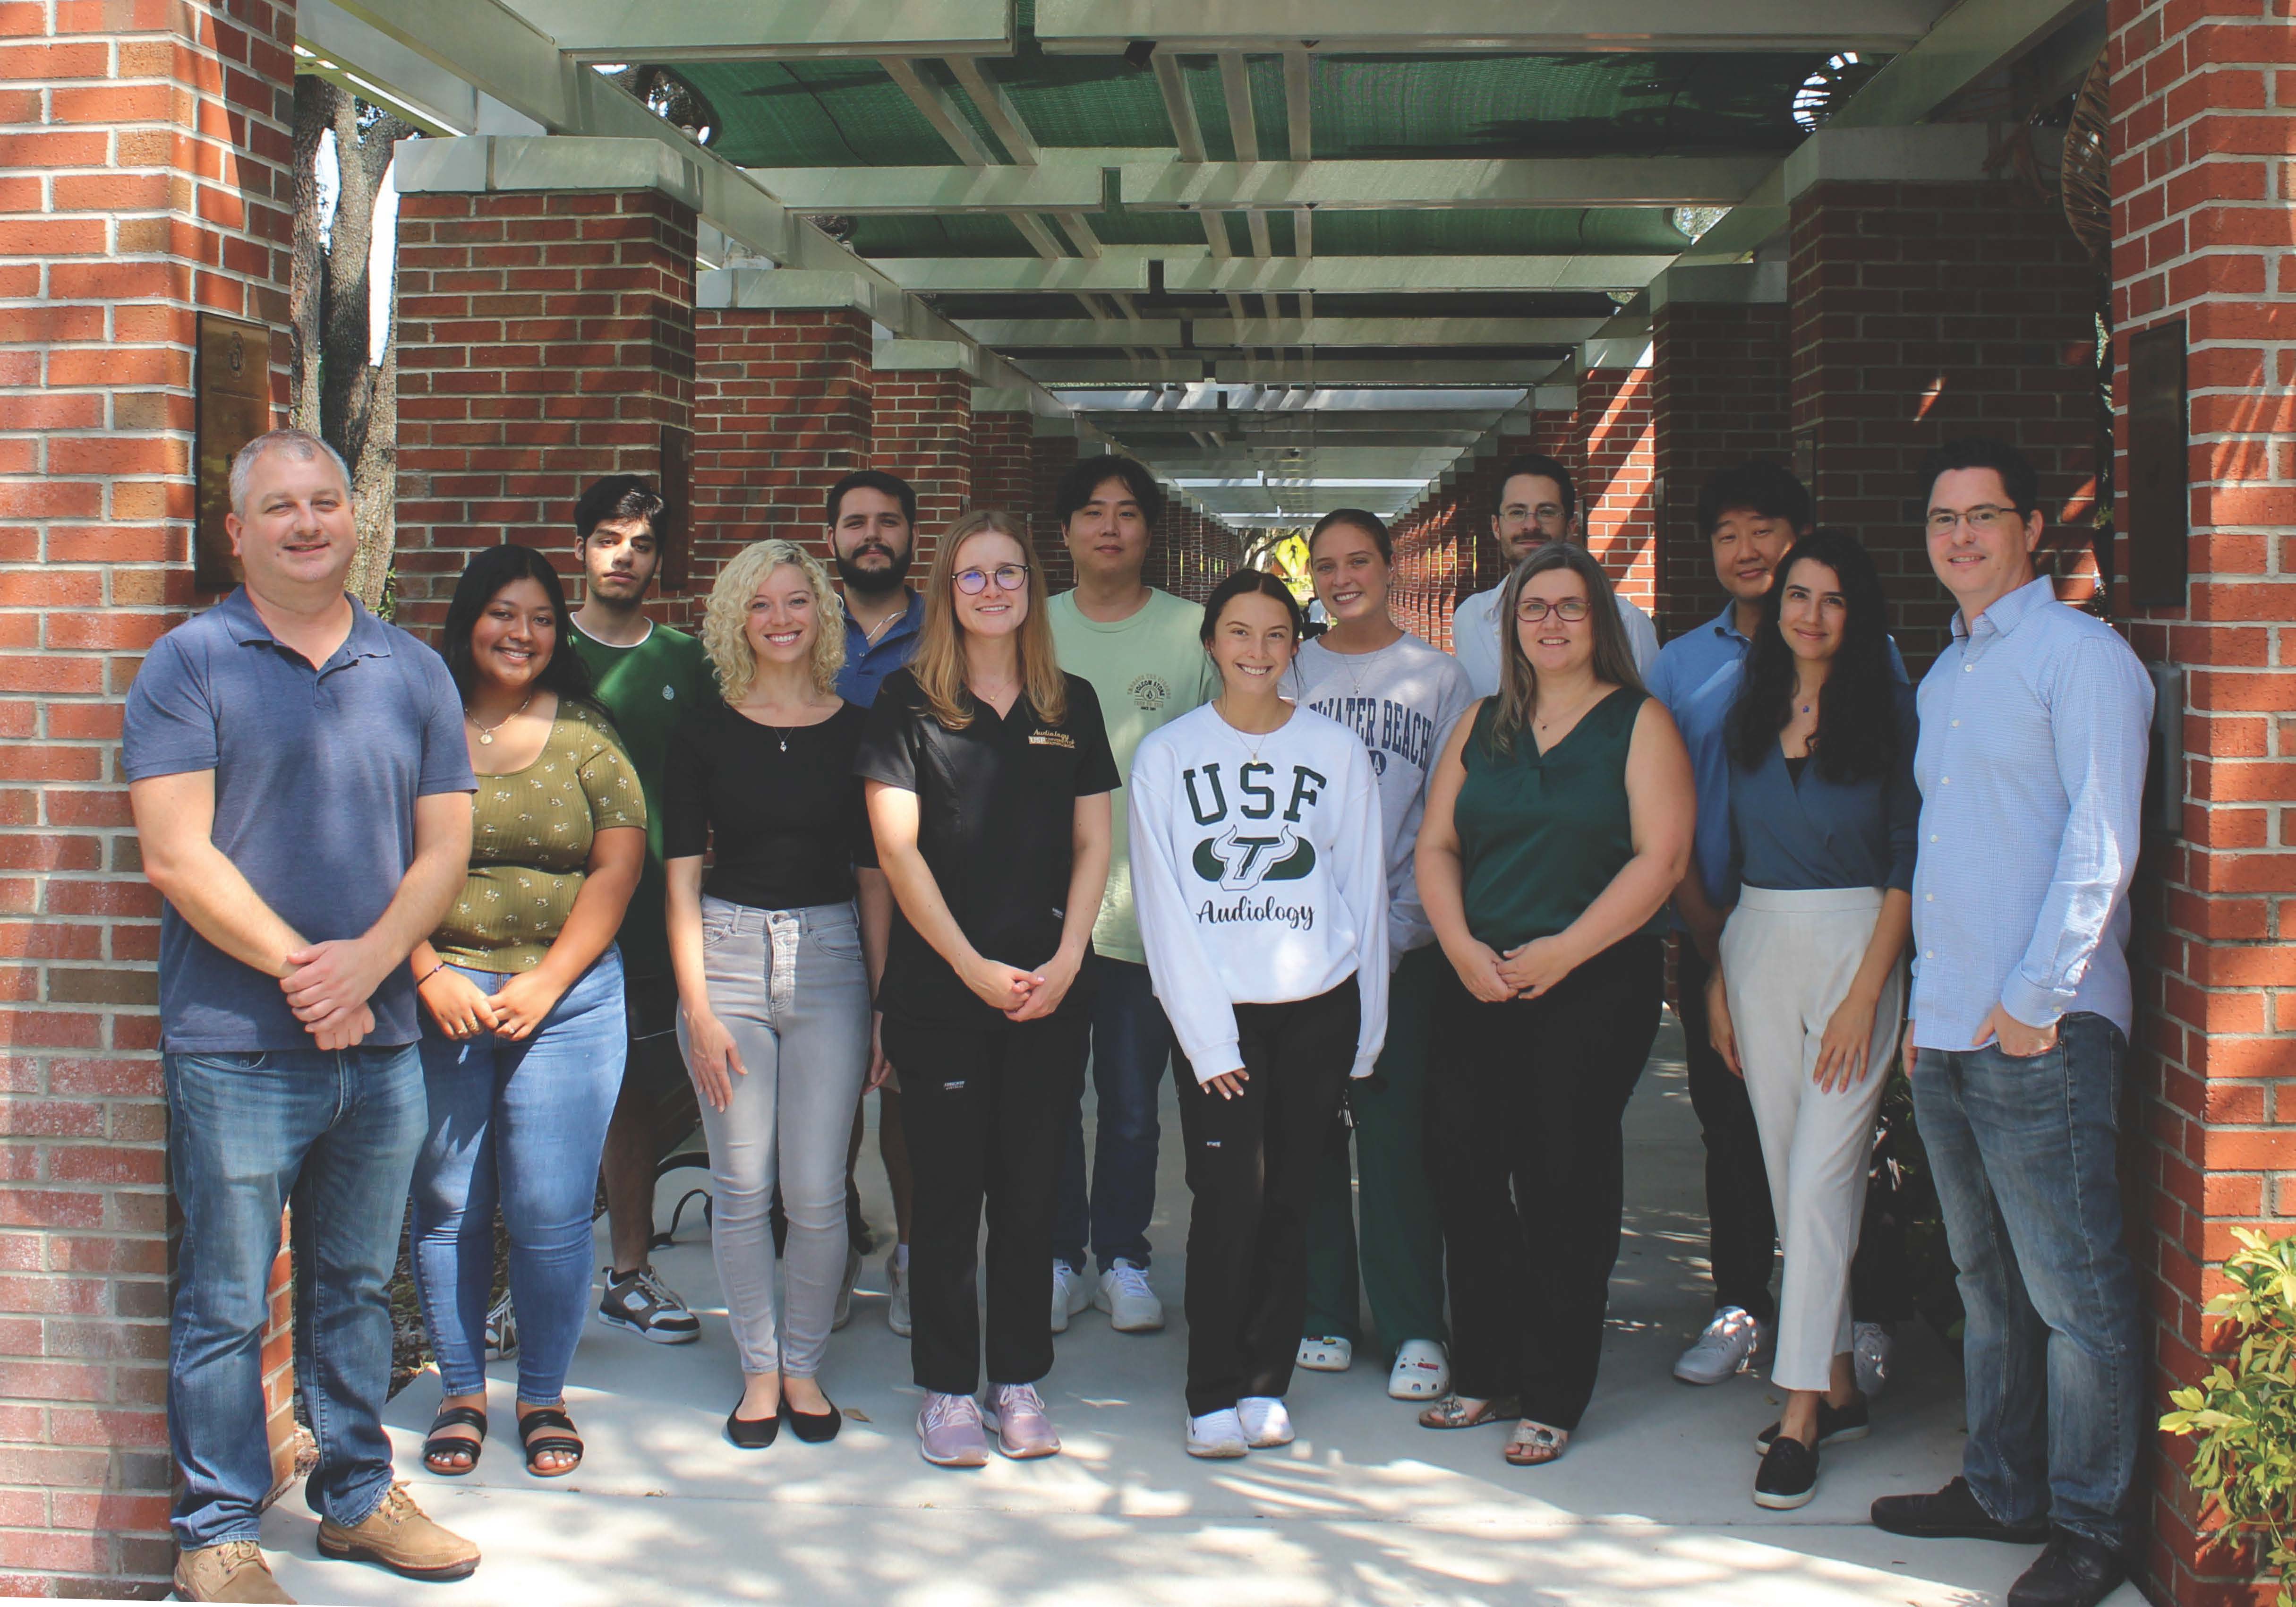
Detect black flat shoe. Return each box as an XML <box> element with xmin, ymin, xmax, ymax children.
<box><xmin>2007</xmin><ymin>1530</ymin><xmax>2127</xmax><ymax>1607</ymax></box>
<box><xmin>726</xmin><ymin>1404</ymin><xmax>781</xmax><ymax>1449</ymax></box>
<box><xmin>1753</xmin><ymin>1435</ymin><xmax>1818</xmax><ymax>1510</ymax></box>
<box><xmin>785</xmin><ymin>1400</ymin><xmax>842</xmax><ymax>1444</ymax></box>
<box><xmin>1755</xmin><ymin>1391</ymin><xmax>1869</xmax><ymax>1453</ymax></box>
<box><xmin>1871</xmin><ymin>1477</ymin><xmax>2049</xmax><ymax>1544</ymax></box>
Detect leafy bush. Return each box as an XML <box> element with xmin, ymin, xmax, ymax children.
<box><xmin>2161</xmin><ymin>1227</ymin><xmax>2296</xmax><ymax>1606</ymax></box>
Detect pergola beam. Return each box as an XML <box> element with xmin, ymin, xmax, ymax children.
<box><xmin>878</xmin><ymin>251</ymin><xmax>1680</xmax><ymax>295</ymax></box>
<box><xmin>947</xmin><ymin>57</ymin><xmax>1043</xmax><ymax>167</ymax></box>
<box><xmin>960</xmin><ymin>316</ymin><xmax>1600</xmax><ymax>347</ymax></box>
<box><xmin>492</xmin><ymin>0</ymin><xmax>1015</xmax><ymax>60</ymax></box>
<box><xmin>1031</xmin><ymin>0</ymin><xmax>1946</xmax><ymax>52</ymax></box>
<box><xmin>1017</xmin><ymin>357</ymin><xmax>1570</xmax><ymax>384</ymax></box>
<box><xmin>882</xmin><ymin>58</ymin><xmax>994</xmax><ymax>167</ymax></box>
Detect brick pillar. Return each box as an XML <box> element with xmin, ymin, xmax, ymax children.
<box><xmin>2108</xmin><ymin>8</ymin><xmax>2296</xmax><ymax>1604</ymax></box>
<box><xmin>969</xmin><ymin>399</ymin><xmax>1048</xmax><ymax>585</ymax></box>
<box><xmin>872</xmin><ymin>344</ymin><xmax>973</xmax><ymax>570</ymax></box>
<box><xmin>1786</xmin><ymin>126</ymin><xmax>2100</xmax><ymax>670</ymax></box>
<box><xmin>1577</xmin><ymin>363</ymin><xmax>1658</xmax><ymax>616</ymax></box>
<box><xmin>692</xmin><ymin>274</ymin><xmax>875</xmax><ymax>612</ymax></box>
<box><xmin>0</xmin><ymin>0</ymin><xmax>298</xmax><ymax>1591</ymax></box>
<box><xmin>1650</xmin><ymin>263</ymin><xmax>1792</xmax><ymax>641</ymax></box>
<box><xmin>1030</xmin><ymin>423</ymin><xmax>1080</xmax><ymax>579</ymax></box>
<box><xmin>392</xmin><ymin>137</ymin><xmax>698</xmax><ymax>636</ymax></box>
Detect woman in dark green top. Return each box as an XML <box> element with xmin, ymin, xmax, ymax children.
<box><xmin>1413</xmin><ymin>542</ymin><xmax>1694</xmax><ymax>1467</ymax></box>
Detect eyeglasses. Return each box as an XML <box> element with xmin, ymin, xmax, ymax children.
<box><xmin>954</xmin><ymin>564</ymin><xmax>1029</xmax><ymax>595</ymax></box>
<box><xmin>1925</xmin><ymin>504</ymin><xmax>2019</xmax><ymax>536</ymax></box>
<box><xmin>1515</xmin><ymin>596</ymin><xmax>1590</xmax><ymax>623</ymax></box>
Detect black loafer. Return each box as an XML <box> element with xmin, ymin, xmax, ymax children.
<box><xmin>786</xmin><ymin>1401</ymin><xmax>842</xmax><ymax>1444</ymax></box>
<box><xmin>1753</xmin><ymin>1435</ymin><xmax>1819</xmax><ymax>1510</ymax></box>
<box><xmin>1871</xmin><ymin>1477</ymin><xmax>2049</xmax><ymax>1544</ymax></box>
<box><xmin>726</xmin><ymin>1405</ymin><xmax>780</xmax><ymax>1449</ymax></box>
<box><xmin>2008</xmin><ymin>1529</ymin><xmax>2127</xmax><ymax>1607</ymax></box>
<box><xmin>1754</xmin><ymin>1391</ymin><xmax>1869</xmax><ymax>1454</ymax></box>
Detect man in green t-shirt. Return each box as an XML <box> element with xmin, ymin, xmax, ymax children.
<box><xmin>1046</xmin><ymin>455</ymin><xmax>1220</xmax><ymax>1338</ymax></box>
<box><xmin>566</xmin><ymin>475</ymin><xmax>715</xmax><ymax>1345</ymax></box>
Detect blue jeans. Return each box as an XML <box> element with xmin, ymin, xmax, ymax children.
<box><xmin>1911</xmin><ymin>1012</ymin><xmax>2142</xmax><ymax>1551</ymax></box>
<box><xmin>410</xmin><ymin>949</ymin><xmax>626</xmax><ymax>1403</ymax></box>
<box><xmin>1053</xmin><ymin>957</ymin><xmax>1175</xmax><ymax>1274</ymax></box>
<box><xmin>166</xmin><ymin>1043</ymin><xmax>426</xmax><ymax>1549</ymax></box>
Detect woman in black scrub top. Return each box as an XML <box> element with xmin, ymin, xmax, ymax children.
<box><xmin>857</xmin><ymin>508</ymin><xmax>1118</xmax><ymax>1471</ymax></box>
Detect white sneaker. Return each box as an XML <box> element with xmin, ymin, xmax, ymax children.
<box><xmin>830</xmin><ymin>1246</ymin><xmax>862</xmax><ymax>1332</ymax></box>
<box><xmin>1050</xmin><ymin>1260</ymin><xmax>1089</xmax><ymax>1333</ymax></box>
<box><xmin>1673</xmin><ymin>1306</ymin><xmax>1764</xmax><ymax>1385</ymax></box>
<box><xmin>1296</xmin><ymin>1334</ymin><xmax>1352</xmax><ymax>1372</ymax></box>
<box><xmin>1094</xmin><ymin>1259</ymin><xmax>1165</xmax><ymax>1333</ymax></box>
<box><xmin>1387</xmin><ymin>1339</ymin><xmax>1450</xmax><ymax>1400</ymax></box>
<box><xmin>1237</xmin><ymin>1396</ymin><xmax>1293</xmax><ymax>1448</ymax></box>
<box><xmin>887</xmin><ymin>1251</ymin><xmax>913</xmax><ymax>1338</ymax></box>
<box><xmin>1853</xmin><ymin>1321</ymin><xmax>1894</xmax><ymax>1399</ymax></box>
<box><xmin>1185</xmin><ymin>1408</ymin><xmax>1249</xmax><ymax>1459</ymax></box>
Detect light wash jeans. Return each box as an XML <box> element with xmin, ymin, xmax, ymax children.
<box><xmin>1911</xmin><ymin>1012</ymin><xmax>2142</xmax><ymax>1551</ymax></box>
<box><xmin>166</xmin><ymin>1043</ymin><xmax>426</xmax><ymax>1549</ymax></box>
<box><xmin>680</xmin><ymin>897</ymin><xmax>871</xmax><ymax>1378</ymax></box>
<box><xmin>411</xmin><ymin>948</ymin><xmax>626</xmax><ymax>1404</ymax></box>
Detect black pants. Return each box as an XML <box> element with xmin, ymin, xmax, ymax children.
<box><xmin>1177</xmin><ymin>976</ymin><xmax>1360</xmax><ymax>1418</ymax></box>
<box><xmin>1428</xmin><ymin>936</ymin><xmax>1663</xmax><ymax>1431</ymax></box>
<box><xmin>884</xmin><ymin>1008</ymin><xmax>1088</xmax><ymax>1397</ymax></box>
<box><xmin>1675</xmin><ymin>940</ymin><xmax>1779</xmax><ymax>1323</ymax></box>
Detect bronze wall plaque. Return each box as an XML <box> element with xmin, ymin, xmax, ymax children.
<box><xmin>2125</xmin><ymin>320</ymin><xmax>2188</xmax><ymax>608</ymax></box>
<box><xmin>657</xmin><ymin>423</ymin><xmax>693</xmax><ymax>594</ymax></box>
<box><xmin>194</xmin><ymin>312</ymin><xmax>273</xmax><ymax>590</ymax></box>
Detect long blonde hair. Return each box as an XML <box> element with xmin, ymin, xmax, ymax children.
<box><xmin>700</xmin><ymin>539</ymin><xmax>845</xmax><ymax>702</ymax></box>
<box><xmin>911</xmin><ymin>509</ymin><xmax>1067</xmax><ymax>729</ymax></box>
<box><xmin>1485</xmin><ymin>541</ymin><xmax>1643</xmax><ymax>754</ymax></box>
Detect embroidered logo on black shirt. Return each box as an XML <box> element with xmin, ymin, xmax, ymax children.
<box><xmin>1029</xmin><ymin>730</ymin><xmax>1075</xmax><ymax>749</ymax></box>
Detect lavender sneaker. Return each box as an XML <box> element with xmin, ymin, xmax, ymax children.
<box><xmin>917</xmin><ymin>1391</ymin><xmax>990</xmax><ymax>1468</ymax></box>
<box><xmin>982</xmin><ymin>1383</ymin><xmax>1061</xmax><ymax>1459</ymax></box>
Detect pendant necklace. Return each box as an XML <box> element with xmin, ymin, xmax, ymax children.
<box><xmin>468</xmin><ymin>690</ymin><xmax>534</xmax><ymax>746</ymax></box>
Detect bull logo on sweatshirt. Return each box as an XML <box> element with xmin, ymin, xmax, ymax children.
<box><xmin>1193</xmin><ymin>824</ymin><xmax>1314</xmax><ymax>890</ymax></box>
<box><xmin>1181</xmin><ymin>759</ymin><xmax>1325</xmax><ymax>890</ymax></box>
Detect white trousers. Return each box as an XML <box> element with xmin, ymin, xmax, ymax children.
<box><xmin>1718</xmin><ymin>886</ymin><xmax>1904</xmax><ymax>1393</ymax></box>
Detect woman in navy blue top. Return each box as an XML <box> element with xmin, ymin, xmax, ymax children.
<box><xmin>1704</xmin><ymin>530</ymin><xmax>1916</xmax><ymax>1513</ymax></box>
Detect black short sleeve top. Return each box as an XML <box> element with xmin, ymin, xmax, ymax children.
<box><xmin>854</xmin><ymin>667</ymin><xmax>1120</xmax><ymax>1025</ymax></box>
<box><xmin>661</xmin><ymin>700</ymin><xmax>875</xmax><ymax>910</ymax></box>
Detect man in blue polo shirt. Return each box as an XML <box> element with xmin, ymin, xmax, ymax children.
<box><xmin>126</xmin><ymin>430</ymin><xmax>480</xmax><ymax>1603</ymax></box>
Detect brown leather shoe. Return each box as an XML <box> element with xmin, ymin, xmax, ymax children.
<box><xmin>315</xmin><ymin>1483</ymin><xmax>480</xmax><ymax>1581</ymax></box>
<box><xmin>171</xmin><ymin>1539</ymin><xmax>296</xmax><ymax>1603</ymax></box>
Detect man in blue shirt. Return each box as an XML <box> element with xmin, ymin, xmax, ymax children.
<box><xmin>125</xmin><ymin>430</ymin><xmax>481</xmax><ymax>1602</ymax></box>
<box><xmin>1870</xmin><ymin>439</ymin><xmax>2151</xmax><ymax>1607</ymax></box>
<box><xmin>1644</xmin><ymin>462</ymin><xmax>1807</xmax><ymax>1385</ymax></box>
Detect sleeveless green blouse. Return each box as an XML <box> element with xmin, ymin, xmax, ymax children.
<box><xmin>1454</xmin><ymin>687</ymin><xmax>1646</xmax><ymax>950</ymax></box>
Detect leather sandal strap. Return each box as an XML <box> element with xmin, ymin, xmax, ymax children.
<box><xmin>518</xmin><ymin>1408</ymin><xmax>577</xmax><ymax>1441</ymax></box>
<box><xmin>427</xmin><ymin>1406</ymin><xmax>488</xmax><ymax>1438</ymax></box>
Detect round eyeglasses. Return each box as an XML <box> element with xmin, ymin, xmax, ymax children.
<box><xmin>955</xmin><ymin>564</ymin><xmax>1029</xmax><ymax>595</ymax></box>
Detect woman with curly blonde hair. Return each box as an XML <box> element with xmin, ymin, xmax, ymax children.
<box><xmin>662</xmin><ymin>539</ymin><xmax>891</xmax><ymax>1449</ymax></box>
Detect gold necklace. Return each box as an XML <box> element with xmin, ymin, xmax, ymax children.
<box><xmin>467</xmin><ymin>690</ymin><xmax>535</xmax><ymax>746</ymax></box>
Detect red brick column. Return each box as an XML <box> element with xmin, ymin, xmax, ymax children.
<box><xmin>1030</xmin><ymin>425</ymin><xmax>1080</xmax><ymax>577</ymax></box>
<box><xmin>872</xmin><ymin>353</ymin><xmax>972</xmax><ymax>569</ymax></box>
<box><xmin>2109</xmin><ymin>8</ymin><xmax>2296</xmax><ymax>1604</ymax></box>
<box><xmin>970</xmin><ymin>403</ymin><xmax>1049</xmax><ymax>585</ymax></box>
<box><xmin>0</xmin><ymin>0</ymin><xmax>298</xmax><ymax>1591</ymax></box>
<box><xmin>1787</xmin><ymin>131</ymin><xmax>2099</xmax><ymax>668</ymax></box>
<box><xmin>691</xmin><ymin>297</ymin><xmax>873</xmax><ymax>611</ymax></box>
<box><xmin>393</xmin><ymin>142</ymin><xmax>697</xmax><ymax>635</ymax></box>
<box><xmin>1577</xmin><ymin>365</ymin><xmax>1658</xmax><ymax>615</ymax></box>
<box><xmin>1651</xmin><ymin>266</ymin><xmax>1792</xmax><ymax>641</ymax></box>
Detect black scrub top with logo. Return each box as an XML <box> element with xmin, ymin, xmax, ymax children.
<box><xmin>855</xmin><ymin>666</ymin><xmax>1121</xmax><ymax>1026</ymax></box>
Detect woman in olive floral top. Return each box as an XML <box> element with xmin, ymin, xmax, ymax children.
<box><xmin>407</xmin><ymin>545</ymin><xmax>646</xmax><ymax>1482</ymax></box>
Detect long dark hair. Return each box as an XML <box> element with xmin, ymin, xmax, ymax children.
<box><xmin>439</xmin><ymin>543</ymin><xmax>595</xmax><ymax>708</ymax></box>
<box><xmin>1730</xmin><ymin>529</ymin><xmax>1895</xmax><ymax>784</ymax></box>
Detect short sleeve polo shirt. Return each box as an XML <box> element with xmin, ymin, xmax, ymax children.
<box><xmin>121</xmin><ymin>588</ymin><xmax>476</xmax><ymax>1052</ymax></box>
<box><xmin>854</xmin><ymin>666</ymin><xmax>1119</xmax><ymax>1025</ymax></box>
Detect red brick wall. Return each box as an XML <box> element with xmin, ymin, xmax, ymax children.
<box><xmin>1577</xmin><ymin>368</ymin><xmax>1658</xmax><ymax>615</ymax></box>
<box><xmin>1788</xmin><ymin>179</ymin><xmax>2100</xmax><ymax>670</ymax></box>
<box><xmin>691</xmin><ymin>306</ymin><xmax>872</xmax><ymax>615</ymax></box>
<box><xmin>1028</xmin><ymin>430</ymin><xmax>1079</xmax><ymax>585</ymax></box>
<box><xmin>970</xmin><ymin>409</ymin><xmax>1033</xmax><ymax>521</ymax></box>
<box><xmin>872</xmin><ymin>370</ymin><xmax>971</xmax><ymax>569</ymax></box>
<box><xmin>393</xmin><ymin>188</ymin><xmax>696</xmax><ymax>634</ymax></box>
<box><xmin>1651</xmin><ymin>302</ymin><xmax>1793</xmax><ymax>641</ymax></box>
<box><xmin>2109</xmin><ymin>5</ymin><xmax>2296</xmax><ymax>1603</ymax></box>
<box><xmin>0</xmin><ymin>0</ymin><xmax>300</xmax><ymax>1592</ymax></box>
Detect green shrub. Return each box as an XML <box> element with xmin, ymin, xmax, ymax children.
<box><xmin>2161</xmin><ymin>1226</ymin><xmax>2296</xmax><ymax>1607</ymax></box>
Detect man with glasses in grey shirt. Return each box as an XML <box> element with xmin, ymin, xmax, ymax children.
<box><xmin>1869</xmin><ymin>437</ymin><xmax>2151</xmax><ymax>1607</ymax></box>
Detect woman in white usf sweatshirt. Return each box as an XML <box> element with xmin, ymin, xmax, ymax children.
<box><xmin>1129</xmin><ymin>568</ymin><xmax>1388</xmax><ymax>1461</ymax></box>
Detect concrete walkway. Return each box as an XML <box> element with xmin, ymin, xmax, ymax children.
<box><xmin>260</xmin><ymin>1015</ymin><xmax>2145</xmax><ymax>1606</ymax></box>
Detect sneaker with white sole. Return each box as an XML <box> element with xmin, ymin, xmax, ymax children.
<box><xmin>1296</xmin><ymin>1333</ymin><xmax>1352</xmax><ymax>1372</ymax></box>
<box><xmin>1852</xmin><ymin>1321</ymin><xmax>1894</xmax><ymax>1400</ymax></box>
<box><xmin>1237</xmin><ymin>1396</ymin><xmax>1293</xmax><ymax>1448</ymax></box>
<box><xmin>1050</xmin><ymin>1259</ymin><xmax>1090</xmax><ymax>1333</ymax></box>
<box><xmin>1673</xmin><ymin>1305</ymin><xmax>1766</xmax><ymax>1385</ymax></box>
<box><xmin>982</xmin><ymin>1383</ymin><xmax>1060</xmax><ymax>1459</ymax></box>
<box><xmin>597</xmin><ymin>1265</ymin><xmax>701</xmax><ymax>1344</ymax></box>
<box><xmin>830</xmin><ymin>1246</ymin><xmax>862</xmax><ymax>1332</ymax></box>
<box><xmin>1185</xmin><ymin>1408</ymin><xmax>1249</xmax><ymax>1458</ymax></box>
<box><xmin>1094</xmin><ymin>1259</ymin><xmax>1165</xmax><ymax>1332</ymax></box>
<box><xmin>483</xmin><ymin>1293</ymin><xmax>517</xmax><ymax>1363</ymax></box>
<box><xmin>1388</xmin><ymin>1339</ymin><xmax>1450</xmax><ymax>1400</ymax></box>
<box><xmin>887</xmin><ymin>1251</ymin><xmax>913</xmax><ymax>1338</ymax></box>
<box><xmin>917</xmin><ymin>1392</ymin><xmax>990</xmax><ymax>1468</ymax></box>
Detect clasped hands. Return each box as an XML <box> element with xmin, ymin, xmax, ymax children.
<box><xmin>1444</xmin><ymin>933</ymin><xmax>1583</xmax><ymax>1005</ymax></box>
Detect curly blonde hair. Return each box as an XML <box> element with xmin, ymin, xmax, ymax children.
<box><xmin>700</xmin><ymin>539</ymin><xmax>846</xmax><ymax>702</ymax></box>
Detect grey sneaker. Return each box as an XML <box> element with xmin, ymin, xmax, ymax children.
<box><xmin>982</xmin><ymin>1383</ymin><xmax>1061</xmax><ymax>1459</ymax></box>
<box><xmin>597</xmin><ymin>1265</ymin><xmax>701</xmax><ymax>1344</ymax></box>
<box><xmin>887</xmin><ymin>1251</ymin><xmax>913</xmax><ymax>1337</ymax></box>
<box><xmin>917</xmin><ymin>1390</ymin><xmax>991</xmax><ymax>1468</ymax></box>
<box><xmin>1673</xmin><ymin>1305</ymin><xmax>1765</xmax><ymax>1385</ymax></box>
<box><xmin>831</xmin><ymin>1246</ymin><xmax>863</xmax><ymax>1332</ymax></box>
<box><xmin>483</xmin><ymin>1293</ymin><xmax>517</xmax><ymax>1363</ymax></box>
<box><xmin>1853</xmin><ymin>1321</ymin><xmax>1894</xmax><ymax>1399</ymax></box>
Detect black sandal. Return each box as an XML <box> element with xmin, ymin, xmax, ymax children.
<box><xmin>422</xmin><ymin>1405</ymin><xmax>487</xmax><ymax>1476</ymax></box>
<box><xmin>518</xmin><ymin>1406</ymin><xmax>583</xmax><ymax>1478</ymax></box>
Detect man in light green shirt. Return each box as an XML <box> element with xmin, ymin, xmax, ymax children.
<box><xmin>1046</xmin><ymin>455</ymin><xmax>1219</xmax><ymax>1337</ymax></box>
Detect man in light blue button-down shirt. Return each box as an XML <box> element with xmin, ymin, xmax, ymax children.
<box><xmin>1871</xmin><ymin>439</ymin><xmax>2150</xmax><ymax>1607</ymax></box>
